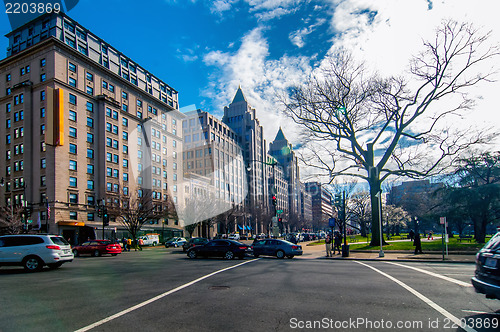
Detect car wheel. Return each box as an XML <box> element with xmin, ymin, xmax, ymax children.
<box><xmin>276</xmin><ymin>250</ymin><xmax>285</xmax><ymax>259</ymax></box>
<box><xmin>93</xmin><ymin>250</ymin><xmax>101</xmax><ymax>257</ymax></box>
<box><xmin>174</xmin><ymin>243</ymin><xmax>178</xmax><ymax>248</ymax></box>
<box><xmin>224</xmin><ymin>251</ymin><xmax>235</xmax><ymax>260</ymax></box>
<box><xmin>188</xmin><ymin>250</ymin><xmax>197</xmax><ymax>259</ymax></box>
<box><xmin>48</xmin><ymin>262</ymin><xmax>63</xmax><ymax>269</ymax></box>
<box><xmin>23</xmin><ymin>256</ymin><xmax>43</xmax><ymax>272</ymax></box>
<box><xmin>287</xmin><ymin>255</ymin><xmax>294</xmax><ymax>259</ymax></box>
<box><xmin>72</xmin><ymin>249</ymin><xmax>79</xmax><ymax>257</ymax></box>
<box><xmin>152</xmin><ymin>242</ymin><xmax>156</xmax><ymax>247</ymax></box>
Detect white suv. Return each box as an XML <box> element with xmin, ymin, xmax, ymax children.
<box><xmin>0</xmin><ymin>234</ymin><xmax>74</xmax><ymax>272</ymax></box>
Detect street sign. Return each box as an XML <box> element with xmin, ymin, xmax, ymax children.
<box><xmin>277</xmin><ymin>209</ymin><xmax>283</xmax><ymax>214</ymax></box>
<box><xmin>27</xmin><ymin>219</ymin><xmax>33</xmax><ymax>224</ymax></box>
<box><xmin>440</xmin><ymin>217</ymin><xmax>446</xmax><ymax>224</ymax></box>
<box><xmin>329</xmin><ymin>218</ymin><xmax>336</xmax><ymax>227</ymax></box>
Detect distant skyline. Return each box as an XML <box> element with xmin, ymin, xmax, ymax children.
<box><xmin>1</xmin><ymin>0</ymin><xmax>498</xmax><ymax>154</ymax></box>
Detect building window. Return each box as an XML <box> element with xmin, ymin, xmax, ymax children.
<box><xmin>69</xmin><ymin>110</ymin><xmax>77</xmax><ymax>121</ymax></box>
<box><xmin>69</xmin><ymin>193</ymin><xmax>78</xmax><ymax>204</ymax></box>
<box><xmin>137</xmin><ymin>100</ymin><xmax>142</xmax><ymax>107</ymax></box>
<box><xmin>87</xmin><ymin>133</ymin><xmax>93</xmax><ymax>143</ymax></box>
<box><xmin>41</xmin><ymin>158</ymin><xmax>46</xmax><ymax>169</ymax></box>
<box><xmin>87</xmin><ymin>164</ymin><xmax>94</xmax><ymax>174</ymax></box>
<box><xmin>123</xmin><ymin>159</ymin><xmax>128</xmax><ymax>168</ymax></box>
<box><xmin>112</xmin><ymin>110</ymin><xmax>118</xmax><ymax>120</ymax></box>
<box><xmin>69</xmin><ymin>127</ymin><xmax>77</xmax><ymax>138</ymax></box>
<box><xmin>6</xmin><ymin>119</ymin><xmax>10</xmax><ymax>128</ymax></box>
<box><xmin>87</xmin><ymin>180</ymin><xmax>94</xmax><ymax>190</ymax></box>
<box><xmin>68</xmin><ymin>62</ymin><xmax>76</xmax><ymax>72</ymax></box>
<box><xmin>6</xmin><ymin>103</ymin><xmax>11</xmax><ymax>113</ymax></box>
<box><xmin>122</xmin><ymin>104</ymin><xmax>128</xmax><ymax>112</ymax></box>
<box><xmin>123</xmin><ymin>173</ymin><xmax>128</xmax><ymax>182</ymax></box>
<box><xmin>40</xmin><ymin>73</ymin><xmax>46</xmax><ymax>82</ymax></box>
<box><xmin>69</xmin><ymin>94</ymin><xmax>77</xmax><ymax>105</ymax></box>
<box><xmin>40</xmin><ymin>90</ymin><xmax>45</xmax><ymax>101</ymax></box>
<box><xmin>122</xmin><ymin>118</ymin><xmax>128</xmax><ymax>127</ymax></box>
<box><xmin>40</xmin><ymin>58</ymin><xmax>46</xmax><ymax>67</ymax></box>
<box><xmin>86</xmin><ymin>72</ymin><xmax>93</xmax><ymax>81</ymax></box>
<box><xmin>69</xmin><ymin>211</ymin><xmax>77</xmax><ymax>220</ymax></box>
<box><xmin>87</xmin><ymin>149</ymin><xmax>94</xmax><ymax>158</ymax></box>
<box><xmin>123</xmin><ymin>145</ymin><xmax>128</xmax><ymax>154</ymax></box>
<box><xmin>123</xmin><ymin>132</ymin><xmax>128</xmax><ymax>140</ymax></box>
<box><xmin>40</xmin><ymin>175</ymin><xmax>46</xmax><ymax>187</ymax></box>
<box><xmin>40</xmin><ymin>124</ymin><xmax>45</xmax><ymax>135</ymax></box>
<box><xmin>69</xmin><ymin>160</ymin><xmax>77</xmax><ymax>171</ymax></box>
<box><xmin>109</xmin><ymin>84</ymin><xmax>114</xmax><ymax>92</ymax></box>
<box><xmin>69</xmin><ymin>143</ymin><xmax>77</xmax><ymax>154</ymax></box>
<box><xmin>40</xmin><ymin>107</ymin><xmax>45</xmax><ymax>117</ymax></box>
<box><xmin>122</xmin><ymin>91</ymin><xmax>128</xmax><ymax>99</ymax></box>
<box><xmin>69</xmin><ymin>177</ymin><xmax>77</xmax><ymax>187</ymax></box>
<box><xmin>69</xmin><ymin>77</ymin><xmax>76</xmax><ymax>87</ymax></box>
<box><xmin>86</xmin><ymin>86</ymin><xmax>93</xmax><ymax>95</ymax></box>
<box><xmin>86</xmin><ymin>102</ymin><xmax>93</xmax><ymax>112</ymax></box>
<box><xmin>87</xmin><ymin>213</ymin><xmax>95</xmax><ymax>221</ymax></box>
<box><xmin>87</xmin><ymin>117</ymin><xmax>93</xmax><ymax>128</ymax></box>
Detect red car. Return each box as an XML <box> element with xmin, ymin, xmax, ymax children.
<box><xmin>72</xmin><ymin>240</ymin><xmax>122</xmax><ymax>257</ymax></box>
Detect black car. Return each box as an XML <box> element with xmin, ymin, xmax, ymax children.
<box><xmin>472</xmin><ymin>232</ymin><xmax>500</xmax><ymax>299</ymax></box>
<box><xmin>186</xmin><ymin>239</ymin><xmax>252</xmax><ymax>260</ymax></box>
<box><xmin>252</xmin><ymin>239</ymin><xmax>303</xmax><ymax>259</ymax></box>
<box><xmin>182</xmin><ymin>237</ymin><xmax>209</xmax><ymax>252</ymax></box>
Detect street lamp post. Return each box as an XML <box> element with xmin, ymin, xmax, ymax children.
<box><xmin>376</xmin><ymin>191</ymin><xmax>384</xmax><ymax>257</ymax></box>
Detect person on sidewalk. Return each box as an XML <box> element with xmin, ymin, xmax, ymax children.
<box><xmin>127</xmin><ymin>238</ymin><xmax>132</xmax><ymax>252</ymax></box>
<box><xmin>413</xmin><ymin>231</ymin><xmax>423</xmax><ymax>254</ymax></box>
<box><xmin>409</xmin><ymin>229</ymin><xmax>415</xmax><ymax>242</ymax></box>
<box><xmin>325</xmin><ymin>233</ymin><xmax>332</xmax><ymax>257</ymax></box>
<box><xmin>122</xmin><ymin>237</ymin><xmax>128</xmax><ymax>251</ymax></box>
<box><xmin>427</xmin><ymin>231</ymin><xmax>433</xmax><ymax>240</ymax></box>
<box><xmin>334</xmin><ymin>231</ymin><xmax>342</xmax><ymax>255</ymax></box>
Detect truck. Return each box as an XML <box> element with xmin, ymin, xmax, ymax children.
<box><xmin>138</xmin><ymin>234</ymin><xmax>160</xmax><ymax>246</ymax></box>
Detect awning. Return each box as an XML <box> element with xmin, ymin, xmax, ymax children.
<box><xmin>58</xmin><ymin>221</ymin><xmax>85</xmax><ymax>227</ymax></box>
<box><xmin>238</xmin><ymin>225</ymin><xmax>243</xmax><ymax>230</ymax></box>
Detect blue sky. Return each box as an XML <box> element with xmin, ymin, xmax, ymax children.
<box><xmin>1</xmin><ymin>0</ymin><xmax>499</xmax><ymax>174</ymax></box>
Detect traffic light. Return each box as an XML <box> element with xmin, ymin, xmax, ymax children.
<box><xmin>24</xmin><ymin>205</ymin><xmax>32</xmax><ymax>218</ymax></box>
<box><xmin>334</xmin><ymin>194</ymin><xmax>342</xmax><ymax>207</ymax></box>
<box><xmin>103</xmin><ymin>209</ymin><xmax>109</xmax><ymax>226</ymax></box>
<box><xmin>97</xmin><ymin>207</ymin><xmax>103</xmax><ymax>218</ymax></box>
<box><xmin>272</xmin><ymin>195</ymin><xmax>277</xmax><ymax>206</ymax></box>
<box><xmin>278</xmin><ymin>217</ymin><xmax>282</xmax><ymax>223</ymax></box>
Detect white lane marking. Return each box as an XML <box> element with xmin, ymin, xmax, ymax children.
<box><xmin>462</xmin><ymin>310</ymin><xmax>500</xmax><ymax>315</ymax></box>
<box><xmin>74</xmin><ymin>259</ymin><xmax>260</xmax><ymax>332</ymax></box>
<box><xmin>384</xmin><ymin>262</ymin><xmax>472</xmax><ymax>287</ymax></box>
<box><xmin>355</xmin><ymin>261</ymin><xmax>477</xmax><ymax>332</ymax></box>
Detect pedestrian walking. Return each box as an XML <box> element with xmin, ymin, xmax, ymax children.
<box><xmin>413</xmin><ymin>231</ymin><xmax>423</xmax><ymax>254</ymax></box>
<box><xmin>409</xmin><ymin>229</ymin><xmax>415</xmax><ymax>242</ymax></box>
<box><xmin>127</xmin><ymin>238</ymin><xmax>132</xmax><ymax>252</ymax></box>
<box><xmin>325</xmin><ymin>233</ymin><xmax>332</xmax><ymax>257</ymax></box>
<box><xmin>122</xmin><ymin>237</ymin><xmax>127</xmax><ymax>251</ymax></box>
<box><xmin>427</xmin><ymin>231</ymin><xmax>433</xmax><ymax>240</ymax></box>
<box><xmin>334</xmin><ymin>231</ymin><xmax>342</xmax><ymax>255</ymax></box>
<box><xmin>138</xmin><ymin>238</ymin><xmax>144</xmax><ymax>251</ymax></box>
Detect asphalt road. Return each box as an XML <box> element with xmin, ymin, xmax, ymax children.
<box><xmin>1</xmin><ymin>248</ymin><xmax>499</xmax><ymax>332</ymax></box>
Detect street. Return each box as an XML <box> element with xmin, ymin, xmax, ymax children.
<box><xmin>0</xmin><ymin>248</ymin><xmax>498</xmax><ymax>332</ymax></box>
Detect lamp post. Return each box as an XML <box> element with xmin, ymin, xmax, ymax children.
<box><xmin>376</xmin><ymin>191</ymin><xmax>384</xmax><ymax>257</ymax></box>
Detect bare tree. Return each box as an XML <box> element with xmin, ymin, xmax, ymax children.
<box><xmin>282</xmin><ymin>20</ymin><xmax>499</xmax><ymax>246</ymax></box>
<box><xmin>348</xmin><ymin>192</ymin><xmax>371</xmax><ymax>237</ymax></box>
<box><xmin>0</xmin><ymin>206</ymin><xmax>25</xmax><ymax>235</ymax></box>
<box><xmin>111</xmin><ymin>190</ymin><xmax>168</xmax><ymax>248</ymax></box>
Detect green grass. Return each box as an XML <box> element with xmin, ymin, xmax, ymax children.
<box><xmin>308</xmin><ymin>236</ymin><xmax>489</xmax><ymax>252</ymax></box>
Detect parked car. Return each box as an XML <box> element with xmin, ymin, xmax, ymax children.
<box><xmin>164</xmin><ymin>237</ymin><xmax>187</xmax><ymax>248</ymax></box>
<box><xmin>182</xmin><ymin>237</ymin><xmax>209</xmax><ymax>252</ymax></box>
<box><xmin>472</xmin><ymin>231</ymin><xmax>500</xmax><ymax>299</ymax></box>
<box><xmin>252</xmin><ymin>239</ymin><xmax>303</xmax><ymax>259</ymax></box>
<box><xmin>0</xmin><ymin>234</ymin><xmax>73</xmax><ymax>272</ymax></box>
<box><xmin>187</xmin><ymin>239</ymin><xmax>252</xmax><ymax>260</ymax></box>
<box><xmin>228</xmin><ymin>233</ymin><xmax>240</xmax><ymax>240</ymax></box>
<box><xmin>72</xmin><ymin>240</ymin><xmax>122</xmax><ymax>257</ymax></box>
<box><xmin>138</xmin><ymin>234</ymin><xmax>160</xmax><ymax>246</ymax></box>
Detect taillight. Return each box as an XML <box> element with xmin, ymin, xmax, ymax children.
<box><xmin>239</xmin><ymin>246</ymin><xmax>247</xmax><ymax>250</ymax></box>
<box><xmin>292</xmin><ymin>246</ymin><xmax>298</xmax><ymax>249</ymax></box>
<box><xmin>46</xmin><ymin>245</ymin><xmax>61</xmax><ymax>250</ymax></box>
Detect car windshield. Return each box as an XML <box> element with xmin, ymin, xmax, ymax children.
<box><xmin>483</xmin><ymin>232</ymin><xmax>500</xmax><ymax>251</ymax></box>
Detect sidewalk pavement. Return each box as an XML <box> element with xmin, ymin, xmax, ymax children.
<box><xmin>300</xmin><ymin>241</ymin><xmax>477</xmax><ymax>263</ymax></box>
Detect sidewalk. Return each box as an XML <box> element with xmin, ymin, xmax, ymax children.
<box><xmin>300</xmin><ymin>241</ymin><xmax>477</xmax><ymax>263</ymax></box>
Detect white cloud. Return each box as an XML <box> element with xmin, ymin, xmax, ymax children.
<box><xmin>289</xmin><ymin>18</ymin><xmax>327</xmax><ymax>48</ymax></box>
